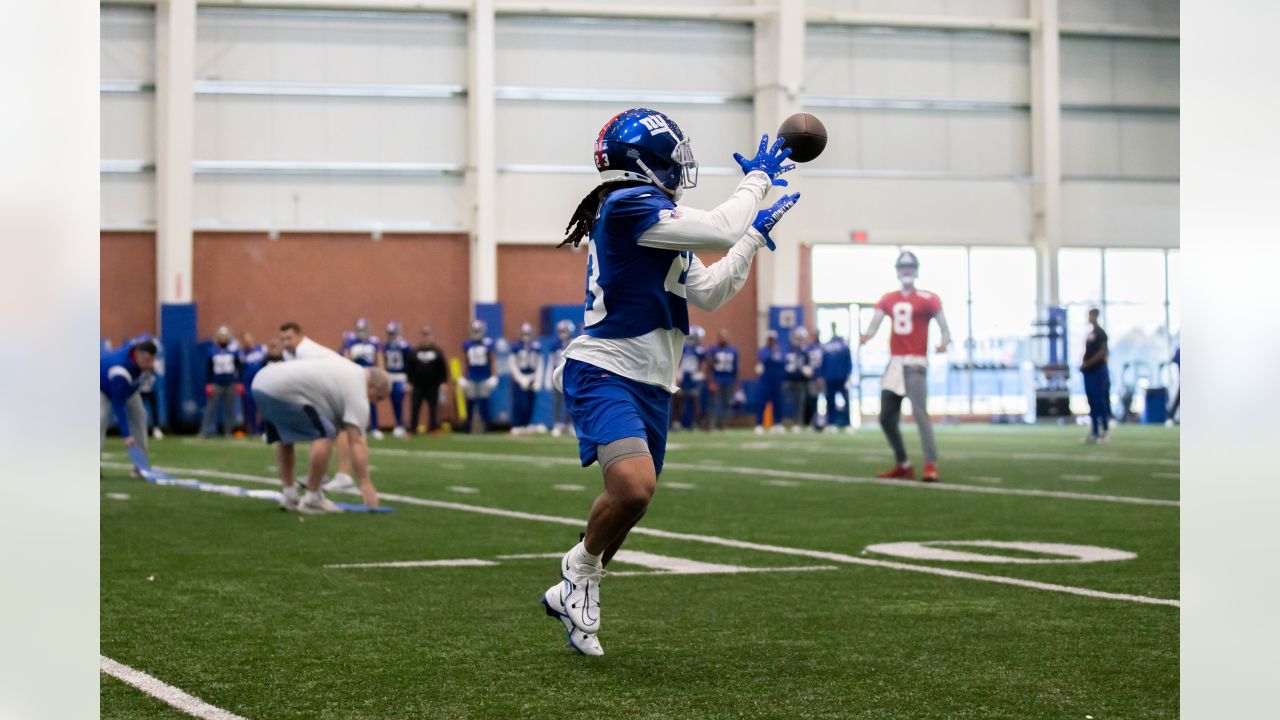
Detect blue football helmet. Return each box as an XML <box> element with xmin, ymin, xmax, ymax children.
<box><xmin>594</xmin><ymin>108</ymin><xmax>698</xmax><ymax>200</ymax></box>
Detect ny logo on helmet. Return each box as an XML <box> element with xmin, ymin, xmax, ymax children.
<box><xmin>639</xmin><ymin>115</ymin><xmax>673</xmax><ymax>136</ymax></box>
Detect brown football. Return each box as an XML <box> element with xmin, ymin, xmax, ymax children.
<box><xmin>777</xmin><ymin>112</ymin><xmax>828</xmax><ymax>163</ymax></box>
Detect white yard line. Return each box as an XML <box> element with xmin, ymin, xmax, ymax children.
<box><xmin>552</xmin><ymin>483</ymin><xmax>586</xmax><ymax>491</ymax></box>
<box><xmin>1059</xmin><ymin>474</ymin><xmax>1102</xmax><ymax>483</ymax></box>
<box><xmin>447</xmin><ymin>486</ymin><xmax>480</xmax><ymax>494</ymax></box>
<box><xmin>106</xmin><ymin>463</ymin><xmax>1180</xmax><ymax>608</ymax></box>
<box><xmin>171</xmin><ymin>441</ymin><xmax>1179</xmax><ymax>506</ymax></box>
<box><xmin>967</xmin><ymin>476</ymin><xmax>1004</xmax><ymax>484</ymax></box>
<box><xmin>325</xmin><ymin>559</ymin><xmax>497</xmax><ymax>569</ymax></box>
<box><xmin>100</xmin><ymin>656</ymin><xmax>250</xmax><ymax>720</ymax></box>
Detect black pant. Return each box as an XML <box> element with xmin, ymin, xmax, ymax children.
<box><xmin>410</xmin><ymin>383</ymin><xmax>442</xmax><ymax>433</ymax></box>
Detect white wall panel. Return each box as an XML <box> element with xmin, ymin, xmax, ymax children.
<box><xmin>102</xmin><ymin>94</ymin><xmax>155</xmax><ymax>162</ymax></box>
<box><xmin>195</xmin><ymin>9</ymin><xmax>466</xmax><ymax>85</ymax></box>
<box><xmin>1118</xmin><ymin>115</ymin><xmax>1178</xmax><ymax>177</ymax></box>
<box><xmin>101</xmin><ymin>175</ymin><xmax>156</xmax><ymax>228</ymax></box>
<box><xmin>102</xmin><ymin>8</ymin><xmax>155</xmax><ymax>80</ymax></box>
<box><xmin>1062</xmin><ymin>113</ymin><xmax>1121</xmax><ymax>176</ymax></box>
<box><xmin>808</xmin><ymin>0</ymin><xmax>1028</xmax><ymax>17</ymax></box>
<box><xmin>1061</xmin><ymin>181</ymin><xmax>1178</xmax><ymax>247</ymax></box>
<box><xmin>496</xmin><ymin>18</ymin><xmax>752</xmax><ymax>92</ymax></box>
<box><xmin>494</xmin><ymin>102</ymin><xmax>753</xmax><ymax>169</ymax></box>
<box><xmin>792</xmin><ymin>178</ymin><xmax>1033</xmax><ymax>245</ymax></box>
<box><xmin>194</xmin><ymin>96</ymin><xmax>467</xmax><ymax>164</ymax></box>
<box><xmin>806</xmin><ymin>28</ymin><xmax>1028</xmax><ymax>102</ymax></box>
<box><xmin>193</xmin><ymin>176</ymin><xmax>466</xmax><ymax>229</ymax></box>
<box><xmin>803</xmin><ymin>108</ymin><xmax>1029</xmax><ymax>174</ymax></box>
<box><xmin>1061</xmin><ymin>38</ymin><xmax>1178</xmax><ymax>106</ymax></box>
<box><xmin>1059</xmin><ymin>0</ymin><xmax>1179</xmax><ymax>28</ymax></box>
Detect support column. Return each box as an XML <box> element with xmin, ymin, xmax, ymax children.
<box><xmin>155</xmin><ymin>0</ymin><xmax>195</xmax><ymax>307</ymax></box>
<box><xmin>467</xmin><ymin>0</ymin><xmax>498</xmax><ymax>310</ymax></box>
<box><xmin>1030</xmin><ymin>0</ymin><xmax>1062</xmax><ymax>312</ymax></box>
<box><xmin>753</xmin><ymin>0</ymin><xmax>806</xmax><ymax>333</ymax></box>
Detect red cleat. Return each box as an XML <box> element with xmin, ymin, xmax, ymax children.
<box><xmin>922</xmin><ymin>463</ymin><xmax>939</xmax><ymax>483</ymax></box>
<box><xmin>877</xmin><ymin>463</ymin><xmax>915</xmax><ymax>480</ymax></box>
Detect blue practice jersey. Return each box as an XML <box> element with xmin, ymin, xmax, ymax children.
<box><xmin>805</xmin><ymin>342</ymin><xmax>825</xmax><ymax>379</ymax></box>
<box><xmin>511</xmin><ymin>339</ymin><xmax>542</xmax><ymax>373</ymax></box>
<box><xmin>240</xmin><ymin>344</ymin><xmax>266</xmax><ymax>383</ymax></box>
<box><xmin>345</xmin><ymin>336</ymin><xmax>380</xmax><ymax>368</ymax></box>
<box><xmin>679</xmin><ymin>344</ymin><xmax>707</xmax><ymax>385</ymax></box>
<box><xmin>711</xmin><ymin>345</ymin><xmax>739</xmax><ymax>384</ymax></box>
<box><xmin>100</xmin><ymin>347</ymin><xmax>146</xmax><ymax>438</ymax></box>
<box><xmin>783</xmin><ymin>346</ymin><xmax>807</xmax><ymax>382</ymax></box>
<box><xmin>821</xmin><ymin>337</ymin><xmax>853</xmax><ymax>383</ymax></box>
<box><xmin>208</xmin><ymin>345</ymin><xmax>241</xmax><ymax>385</ymax></box>
<box><xmin>383</xmin><ymin>338</ymin><xmax>412</xmax><ymax>376</ymax></box>
<box><xmin>583</xmin><ymin>187</ymin><xmax>691</xmax><ymax>340</ymax></box>
<box><xmin>758</xmin><ymin>346</ymin><xmax>785</xmax><ymax>385</ymax></box>
<box><xmin>463</xmin><ymin>338</ymin><xmax>495</xmax><ymax>380</ymax></box>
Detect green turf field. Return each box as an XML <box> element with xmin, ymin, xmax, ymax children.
<box><xmin>100</xmin><ymin>424</ymin><xmax>1179</xmax><ymax>719</ymax></box>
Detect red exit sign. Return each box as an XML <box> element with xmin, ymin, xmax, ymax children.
<box><xmin>851</xmin><ymin>230</ymin><xmax>868</xmax><ymax>243</ymax></box>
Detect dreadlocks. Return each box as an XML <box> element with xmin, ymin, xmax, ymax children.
<box><xmin>559</xmin><ymin>180</ymin><xmax>652</xmax><ymax>248</ymax></box>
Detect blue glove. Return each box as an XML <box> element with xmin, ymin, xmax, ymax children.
<box><xmin>752</xmin><ymin>192</ymin><xmax>801</xmax><ymax>251</ymax></box>
<box><xmin>733</xmin><ymin>134</ymin><xmax>796</xmax><ymax>187</ymax></box>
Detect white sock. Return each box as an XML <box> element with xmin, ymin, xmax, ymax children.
<box><xmin>282</xmin><ymin>485</ymin><xmax>299</xmax><ymax>498</ymax></box>
<box><xmin>304</xmin><ymin>490</ymin><xmax>323</xmax><ymax>503</ymax></box>
<box><xmin>572</xmin><ymin>541</ymin><xmax>602</xmax><ymax>568</ymax></box>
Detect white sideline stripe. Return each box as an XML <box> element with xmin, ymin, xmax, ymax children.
<box><xmin>552</xmin><ymin>483</ymin><xmax>586</xmax><ymax>491</ymax></box>
<box><xmin>765</xmin><ymin>479</ymin><xmax>800</xmax><ymax>487</ymax></box>
<box><xmin>112</xmin><ymin>463</ymin><xmax>1180</xmax><ymax>608</ymax></box>
<box><xmin>171</xmin><ymin>442</ymin><xmax>1179</xmax><ymax>506</ymax></box>
<box><xmin>663</xmin><ymin>482</ymin><xmax>696</xmax><ymax>489</ymax></box>
<box><xmin>967</xmin><ymin>476</ymin><xmax>1003</xmax><ymax>484</ymax></box>
<box><xmin>609</xmin><ymin>566</ymin><xmax>836</xmax><ymax>577</ymax></box>
<box><xmin>100</xmin><ymin>655</ymin><xmax>250</xmax><ymax>720</ymax></box>
<box><xmin>326</xmin><ymin>559</ymin><xmax>497</xmax><ymax>569</ymax></box>
<box><xmin>447</xmin><ymin>486</ymin><xmax>480</xmax><ymax>494</ymax></box>
<box><xmin>1060</xmin><ymin>474</ymin><xmax>1102</xmax><ymax>482</ymax></box>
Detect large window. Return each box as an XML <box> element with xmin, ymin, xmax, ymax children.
<box><xmin>1058</xmin><ymin>248</ymin><xmax>1180</xmax><ymax>415</ymax></box>
<box><xmin>811</xmin><ymin>244</ymin><xmax>1036</xmax><ymax>417</ymax></box>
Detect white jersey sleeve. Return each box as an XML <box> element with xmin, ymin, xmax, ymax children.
<box><xmin>636</xmin><ymin>172</ymin><xmax>771</xmax><ymax>251</ymax></box>
<box><xmin>684</xmin><ymin>232</ymin><xmax>767</xmax><ymax>312</ymax></box>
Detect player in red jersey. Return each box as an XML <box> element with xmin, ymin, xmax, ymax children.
<box><xmin>860</xmin><ymin>251</ymin><xmax>952</xmax><ymax>482</ymax></box>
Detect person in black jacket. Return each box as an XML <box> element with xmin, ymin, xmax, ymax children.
<box><xmin>409</xmin><ymin>326</ymin><xmax>449</xmax><ymax>434</ymax></box>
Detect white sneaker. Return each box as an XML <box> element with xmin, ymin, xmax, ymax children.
<box><xmin>370</xmin><ymin>428</ymin><xmax>385</xmax><ymax>441</ymax></box>
<box><xmin>297</xmin><ymin>491</ymin><xmax>342</xmax><ymax>515</ymax></box>
<box><xmin>770</xmin><ymin>425</ymin><xmax>786</xmax><ymax>435</ymax></box>
<box><xmin>754</xmin><ymin>425</ymin><xmax>765</xmax><ymax>435</ymax></box>
<box><xmin>541</xmin><ymin>582</ymin><xmax>604</xmax><ymax>656</ymax></box>
<box><xmin>551</xmin><ymin>425</ymin><xmax>563</xmax><ymax>438</ymax></box>
<box><xmin>322</xmin><ymin>472</ymin><xmax>356</xmax><ymax>493</ymax></box>
<box><xmin>279</xmin><ymin>485</ymin><xmax>299</xmax><ymax>511</ymax></box>
<box><xmin>533</xmin><ymin>424</ymin><xmax>549</xmax><ymax>434</ymax></box>
<box><xmin>392</xmin><ymin>426</ymin><xmax>407</xmax><ymax>439</ymax></box>
<box><xmin>790</xmin><ymin>425</ymin><xmax>802</xmax><ymax>434</ymax></box>
<box><xmin>845</xmin><ymin>426</ymin><xmax>856</xmax><ymax>435</ymax></box>
<box><xmin>151</xmin><ymin>427</ymin><xmax>165</xmax><ymax>440</ymax></box>
<box><xmin>1097</xmin><ymin>432</ymin><xmax>1112</xmax><ymax>445</ymax></box>
<box><xmin>557</xmin><ymin>545</ymin><xmax>603</xmax><ymax>635</ymax></box>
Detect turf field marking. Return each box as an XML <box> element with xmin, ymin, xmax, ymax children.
<box><xmin>765</xmin><ymin>479</ymin><xmax>800</xmax><ymax>487</ymax></box>
<box><xmin>106</xmin><ymin>492</ymin><xmax>131</xmax><ymax>500</ymax></box>
<box><xmin>664</xmin><ymin>440</ymin><xmax>1180</xmax><ymax>467</ymax></box>
<box><xmin>553</xmin><ymin>483</ymin><xmax>586</xmax><ymax>491</ymax></box>
<box><xmin>1059</xmin><ymin>474</ymin><xmax>1102</xmax><ymax>482</ymax></box>
<box><xmin>448</xmin><ymin>486</ymin><xmax>480</xmax><ymax>494</ymax></box>
<box><xmin>663</xmin><ymin>482</ymin><xmax>696</xmax><ymax>490</ymax></box>
<box><xmin>966</xmin><ymin>476</ymin><xmax>1003</xmax><ymax>484</ymax></box>
<box><xmin>116</xmin><ymin>463</ymin><xmax>1179</xmax><ymax>608</ymax></box>
<box><xmin>325</xmin><ymin>559</ymin><xmax>498</xmax><ymax>569</ymax></box>
<box><xmin>100</xmin><ymin>655</ymin><xmax>250</xmax><ymax>720</ymax></box>
<box><xmin>863</xmin><ymin>541</ymin><xmax>1136</xmax><ymax>565</ymax></box>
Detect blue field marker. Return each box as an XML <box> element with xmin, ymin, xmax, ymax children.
<box><xmin>332</xmin><ymin>502</ymin><xmax>394</xmax><ymax>513</ymax></box>
<box><xmin>127</xmin><ymin>445</ymin><xmax>152</xmax><ymax>471</ymax></box>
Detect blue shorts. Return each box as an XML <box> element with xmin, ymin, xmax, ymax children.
<box><xmin>254</xmin><ymin>390</ymin><xmax>337</xmax><ymax>444</ymax></box>
<box><xmin>563</xmin><ymin>358</ymin><xmax>672</xmax><ymax>476</ymax></box>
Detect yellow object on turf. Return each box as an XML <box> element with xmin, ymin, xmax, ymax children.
<box><xmin>450</xmin><ymin>358</ymin><xmax>466</xmax><ymax>420</ymax></box>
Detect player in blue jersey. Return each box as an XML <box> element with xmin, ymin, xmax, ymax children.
<box><xmin>538</xmin><ymin>108</ymin><xmax>800</xmax><ymax>656</ymax></box>
<box><xmin>343</xmin><ymin>318</ymin><xmax>384</xmax><ymax>439</ymax></box>
<box><xmin>821</xmin><ymin>325</ymin><xmax>855</xmax><ymax>433</ymax></box>
<box><xmin>101</xmin><ymin>338</ymin><xmax>159</xmax><ymax>459</ymax></box>
<box><xmin>754</xmin><ymin>330</ymin><xmax>786</xmax><ymax>434</ymax></box>
<box><xmin>707</xmin><ymin>329</ymin><xmax>740</xmax><ymax>430</ymax></box>
<box><xmin>673</xmin><ymin>325</ymin><xmax>708</xmax><ymax>430</ymax></box>
<box><xmin>781</xmin><ymin>326</ymin><xmax>810</xmax><ymax>432</ymax></box>
<box><xmin>382</xmin><ymin>321</ymin><xmax>413</xmax><ymax>438</ymax></box>
<box><xmin>545</xmin><ymin>319</ymin><xmax>577</xmax><ymax>437</ymax></box>
<box><xmin>508</xmin><ymin>322</ymin><xmax>545</xmax><ymax>436</ymax></box>
<box><xmin>461</xmin><ymin>319</ymin><xmax>497</xmax><ymax>433</ymax></box>
<box><xmin>803</xmin><ymin>328</ymin><xmax>826</xmax><ymax>429</ymax></box>
<box><xmin>201</xmin><ymin>326</ymin><xmax>243</xmax><ymax>438</ymax></box>
<box><xmin>239</xmin><ymin>332</ymin><xmax>267</xmax><ymax>436</ymax></box>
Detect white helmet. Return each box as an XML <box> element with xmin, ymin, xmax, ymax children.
<box><xmin>470</xmin><ymin>319</ymin><xmax>487</xmax><ymax>340</ymax></box>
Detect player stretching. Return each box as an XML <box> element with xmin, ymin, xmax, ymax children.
<box><xmin>541</xmin><ymin>108</ymin><xmax>800</xmax><ymax>656</ymax></box>
<box><xmin>860</xmin><ymin>251</ymin><xmax>951</xmax><ymax>482</ymax></box>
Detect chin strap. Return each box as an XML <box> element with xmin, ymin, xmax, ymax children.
<box><xmin>633</xmin><ymin>157</ymin><xmax>680</xmax><ymax>201</ymax></box>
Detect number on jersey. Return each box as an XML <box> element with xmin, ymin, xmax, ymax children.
<box><xmin>892</xmin><ymin>302</ymin><xmax>913</xmax><ymax>335</ymax></box>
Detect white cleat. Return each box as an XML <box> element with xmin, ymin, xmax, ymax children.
<box><xmin>770</xmin><ymin>425</ymin><xmax>786</xmax><ymax>435</ymax></box>
<box><xmin>151</xmin><ymin>427</ymin><xmax>165</xmax><ymax>440</ymax></box>
<box><xmin>551</xmin><ymin>425</ymin><xmax>563</xmax><ymax>438</ymax></box>
<box><xmin>845</xmin><ymin>426</ymin><xmax>856</xmax><ymax>435</ymax></box>
<box><xmin>322</xmin><ymin>472</ymin><xmax>356</xmax><ymax>493</ymax></box>
<box><xmin>542</xmin><ymin>582</ymin><xmax>604</xmax><ymax>656</ymax></box>
<box><xmin>1097</xmin><ymin>432</ymin><xmax>1111</xmax><ymax>445</ymax></box>
<box><xmin>370</xmin><ymin>428</ymin><xmax>385</xmax><ymax>441</ymax></box>
<box><xmin>754</xmin><ymin>425</ymin><xmax>765</xmax><ymax>435</ymax></box>
<box><xmin>557</xmin><ymin>547</ymin><xmax>603</xmax><ymax>635</ymax></box>
<box><xmin>279</xmin><ymin>485</ymin><xmax>300</xmax><ymax>511</ymax></box>
<box><xmin>392</xmin><ymin>426</ymin><xmax>407</xmax><ymax>439</ymax></box>
<box><xmin>297</xmin><ymin>491</ymin><xmax>343</xmax><ymax>515</ymax></box>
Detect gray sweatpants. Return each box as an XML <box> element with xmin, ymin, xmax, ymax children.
<box><xmin>879</xmin><ymin>366</ymin><xmax>937</xmax><ymax>464</ymax></box>
<box><xmin>783</xmin><ymin>380</ymin><xmax>808</xmax><ymax>425</ymax></box>
<box><xmin>100</xmin><ymin>392</ymin><xmax>148</xmax><ymax>452</ymax></box>
<box><xmin>202</xmin><ymin>384</ymin><xmax>238</xmax><ymax>437</ymax></box>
